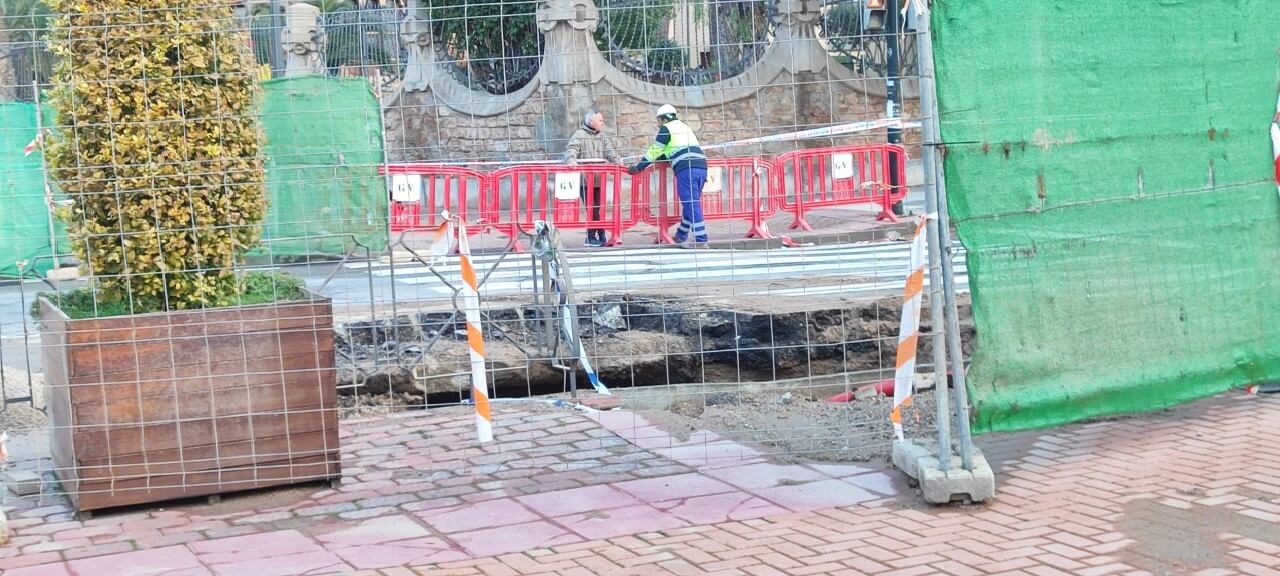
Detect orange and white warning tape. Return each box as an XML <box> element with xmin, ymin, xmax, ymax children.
<box><xmin>435</xmin><ymin>213</ymin><xmax>494</xmax><ymax>442</ymax></box>
<box><xmin>891</xmin><ymin>215</ymin><xmax>930</xmax><ymax>441</ymax></box>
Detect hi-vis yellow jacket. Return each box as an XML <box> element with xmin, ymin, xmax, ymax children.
<box><xmin>634</xmin><ymin>119</ymin><xmax>708</xmax><ymax>173</ymax></box>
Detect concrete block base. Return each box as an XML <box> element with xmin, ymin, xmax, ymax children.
<box><xmin>45</xmin><ymin>266</ymin><xmax>81</xmax><ymax>281</ymax></box>
<box><xmin>3</xmin><ymin>470</ymin><xmax>42</xmax><ymax>496</ymax></box>
<box><xmin>893</xmin><ymin>440</ymin><xmax>996</xmax><ymax>504</ymax></box>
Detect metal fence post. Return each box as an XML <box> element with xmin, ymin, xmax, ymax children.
<box><xmin>917</xmin><ymin>0</ymin><xmax>976</xmax><ymax>471</ymax></box>
<box><xmin>269</xmin><ymin>0</ymin><xmax>286</xmax><ymax>76</ymax></box>
<box><xmin>913</xmin><ymin>2</ymin><xmax>951</xmax><ymax>470</ymax></box>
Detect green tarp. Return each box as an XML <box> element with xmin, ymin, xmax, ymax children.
<box><xmin>0</xmin><ymin>101</ymin><xmax>66</xmax><ymax>278</ymax></box>
<box><xmin>0</xmin><ymin>76</ymin><xmax>388</xmax><ymax>278</ymax></box>
<box><xmin>258</xmin><ymin>76</ymin><xmax>388</xmax><ymax>258</ymax></box>
<box><xmin>933</xmin><ymin>0</ymin><xmax>1280</xmax><ymax>432</ymax></box>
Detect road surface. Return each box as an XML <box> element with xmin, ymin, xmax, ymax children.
<box><xmin>318</xmin><ymin>239</ymin><xmax>969</xmax><ymax>305</ymax></box>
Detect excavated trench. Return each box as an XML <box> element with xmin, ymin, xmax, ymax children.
<box><xmin>336</xmin><ymin>293</ymin><xmax>974</xmax><ymax>406</ymax></box>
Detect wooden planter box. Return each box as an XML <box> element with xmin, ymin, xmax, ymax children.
<box><xmin>39</xmin><ymin>294</ymin><xmax>340</xmax><ymax>514</ymax></box>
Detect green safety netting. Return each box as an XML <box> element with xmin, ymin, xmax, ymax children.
<box><xmin>257</xmin><ymin>76</ymin><xmax>388</xmax><ymax>258</ymax></box>
<box><xmin>0</xmin><ymin>101</ymin><xmax>66</xmax><ymax>278</ymax></box>
<box><xmin>0</xmin><ymin>76</ymin><xmax>388</xmax><ymax>278</ymax></box>
<box><xmin>932</xmin><ymin>0</ymin><xmax>1280</xmax><ymax>433</ymax></box>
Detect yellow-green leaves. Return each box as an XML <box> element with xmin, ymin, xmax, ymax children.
<box><xmin>45</xmin><ymin>0</ymin><xmax>268</xmax><ymax>311</ymax></box>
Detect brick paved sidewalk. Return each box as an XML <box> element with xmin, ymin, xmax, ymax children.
<box><xmin>0</xmin><ymin>401</ymin><xmax>894</xmax><ymax>575</ymax></box>
<box><xmin>3</xmin><ymin>393</ymin><xmax>1277</xmax><ymax>575</ymax></box>
<box><xmin>407</xmin><ymin>394</ymin><xmax>1280</xmax><ymax>576</ymax></box>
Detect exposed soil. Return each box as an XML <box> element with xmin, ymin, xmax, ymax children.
<box><xmin>623</xmin><ymin>378</ymin><xmax>942</xmax><ymax>465</ymax></box>
<box><xmin>336</xmin><ymin>293</ymin><xmax>974</xmax><ymax>410</ymax></box>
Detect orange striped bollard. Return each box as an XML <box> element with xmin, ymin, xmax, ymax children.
<box><xmin>891</xmin><ymin>215</ymin><xmax>929</xmax><ymax>441</ymax></box>
<box><xmin>457</xmin><ymin>219</ymin><xmax>493</xmax><ymax>442</ymax></box>
<box><xmin>437</xmin><ymin>214</ymin><xmax>494</xmax><ymax>442</ymax></box>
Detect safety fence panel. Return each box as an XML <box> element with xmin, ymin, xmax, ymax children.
<box><xmin>380</xmin><ymin>143</ymin><xmax>906</xmax><ymax>245</ymax></box>
<box><xmin>488</xmin><ymin>164</ymin><xmax>636</xmax><ymax>246</ymax></box>
<box><xmin>640</xmin><ymin>157</ymin><xmax>777</xmax><ymax>244</ymax></box>
<box><xmin>381</xmin><ymin>165</ymin><xmax>490</xmax><ymax>233</ymax></box>
<box><xmin>775</xmin><ymin>144</ymin><xmax>907</xmax><ymax>230</ymax></box>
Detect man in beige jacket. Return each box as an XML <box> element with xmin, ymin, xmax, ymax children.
<box><xmin>564</xmin><ymin>110</ymin><xmax>623</xmax><ymax>247</ymax></box>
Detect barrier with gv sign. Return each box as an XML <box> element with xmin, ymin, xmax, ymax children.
<box><xmin>381</xmin><ymin>164</ymin><xmax>489</xmax><ymax>232</ymax></box>
<box><xmin>381</xmin><ymin>143</ymin><xmax>909</xmax><ymax>243</ymax></box>
<box><xmin>775</xmin><ymin>144</ymin><xmax>907</xmax><ymax>230</ymax></box>
<box><xmin>487</xmin><ymin>164</ymin><xmax>635</xmax><ymax>246</ymax></box>
<box><xmin>639</xmin><ymin>157</ymin><xmax>777</xmax><ymax>244</ymax></box>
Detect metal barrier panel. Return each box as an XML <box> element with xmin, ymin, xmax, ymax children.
<box><xmin>488</xmin><ymin>164</ymin><xmax>635</xmax><ymax>246</ymax></box>
<box><xmin>641</xmin><ymin>157</ymin><xmax>776</xmax><ymax>244</ymax></box>
<box><xmin>775</xmin><ymin>144</ymin><xmax>908</xmax><ymax>230</ymax></box>
<box><xmin>380</xmin><ymin>164</ymin><xmax>489</xmax><ymax>232</ymax></box>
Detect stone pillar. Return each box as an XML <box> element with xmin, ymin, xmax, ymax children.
<box><xmin>282</xmin><ymin>2</ymin><xmax>324</xmax><ymax>78</ymax></box>
<box><xmin>773</xmin><ymin>0</ymin><xmax>825</xmax><ymax>74</ymax></box>
<box><xmin>535</xmin><ymin>0</ymin><xmax>605</xmax><ymax>155</ymax></box>
<box><xmin>773</xmin><ymin>0</ymin><xmax>832</xmax><ymax>143</ymax></box>
<box><xmin>400</xmin><ymin>0</ymin><xmax>433</xmax><ymax>92</ymax></box>
<box><xmin>0</xmin><ymin>50</ymin><xmax>16</xmax><ymax>102</ymax></box>
<box><xmin>536</xmin><ymin>0</ymin><xmax>603</xmax><ymax>86</ymax></box>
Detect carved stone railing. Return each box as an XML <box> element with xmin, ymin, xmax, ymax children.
<box><xmin>389</xmin><ymin>0</ymin><xmax>914</xmax><ymax>118</ymax></box>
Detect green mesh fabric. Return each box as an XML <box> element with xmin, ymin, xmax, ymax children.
<box><xmin>1</xmin><ymin>76</ymin><xmax>389</xmax><ymax>278</ymax></box>
<box><xmin>257</xmin><ymin>76</ymin><xmax>388</xmax><ymax>257</ymax></box>
<box><xmin>0</xmin><ymin>101</ymin><xmax>66</xmax><ymax>278</ymax></box>
<box><xmin>933</xmin><ymin>0</ymin><xmax>1280</xmax><ymax>432</ymax></box>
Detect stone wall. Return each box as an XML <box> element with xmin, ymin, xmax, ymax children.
<box><xmin>384</xmin><ymin>72</ymin><xmax>920</xmax><ymax>163</ymax></box>
<box><xmin>382</xmin><ymin>0</ymin><xmax>922</xmax><ymax>164</ymax></box>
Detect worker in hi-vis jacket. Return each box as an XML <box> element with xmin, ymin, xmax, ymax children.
<box><xmin>629</xmin><ymin>104</ymin><xmax>709</xmax><ymax>248</ymax></box>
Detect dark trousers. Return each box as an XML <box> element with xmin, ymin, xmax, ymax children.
<box><xmin>582</xmin><ymin>186</ymin><xmax>604</xmax><ymax>240</ymax></box>
<box><xmin>674</xmin><ymin>167</ymin><xmax>708</xmax><ymax>243</ymax></box>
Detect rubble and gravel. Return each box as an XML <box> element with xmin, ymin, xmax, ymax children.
<box><xmin>335</xmin><ymin>293</ymin><xmax>974</xmax><ymax>408</ymax></box>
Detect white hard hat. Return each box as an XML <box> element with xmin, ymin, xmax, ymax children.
<box><xmin>656</xmin><ymin>104</ymin><xmax>677</xmax><ymax>118</ymax></box>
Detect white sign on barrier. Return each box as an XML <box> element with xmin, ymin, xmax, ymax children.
<box><xmin>704</xmin><ymin>167</ymin><xmax>724</xmax><ymax>193</ymax></box>
<box><xmin>832</xmin><ymin>153</ymin><xmax>855</xmax><ymax>180</ymax></box>
<box><xmin>555</xmin><ymin>172</ymin><xmax>581</xmax><ymax>201</ymax></box>
<box><xmin>390</xmin><ymin>174</ymin><xmax>422</xmax><ymax>202</ymax></box>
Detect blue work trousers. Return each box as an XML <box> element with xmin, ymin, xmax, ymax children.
<box><xmin>673</xmin><ymin>167</ymin><xmax>708</xmax><ymax>243</ymax></box>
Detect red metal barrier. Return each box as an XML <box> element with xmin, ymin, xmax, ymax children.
<box><xmin>380</xmin><ymin>164</ymin><xmax>489</xmax><ymax>232</ymax></box>
<box><xmin>383</xmin><ymin>146</ymin><xmax>906</xmax><ymax>245</ymax></box>
<box><xmin>487</xmin><ymin>164</ymin><xmax>636</xmax><ymax>247</ymax></box>
<box><xmin>640</xmin><ymin>157</ymin><xmax>776</xmax><ymax>244</ymax></box>
<box><xmin>774</xmin><ymin>144</ymin><xmax>907</xmax><ymax>230</ymax></box>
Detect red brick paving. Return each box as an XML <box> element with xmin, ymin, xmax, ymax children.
<box><xmin>2</xmin><ymin>394</ymin><xmax>1278</xmax><ymax>575</ymax></box>
<box><xmin>405</xmin><ymin>394</ymin><xmax>1280</xmax><ymax>575</ymax></box>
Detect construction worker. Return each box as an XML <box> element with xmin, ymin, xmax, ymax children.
<box><xmin>564</xmin><ymin>109</ymin><xmax>623</xmax><ymax>247</ymax></box>
<box><xmin>629</xmin><ymin>104</ymin><xmax>708</xmax><ymax>247</ymax></box>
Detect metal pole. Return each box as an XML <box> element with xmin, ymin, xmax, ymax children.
<box><xmin>934</xmin><ymin>138</ymin><xmax>977</xmax><ymax>470</ymax></box>
<box><xmin>914</xmin><ymin>0</ymin><xmax>975</xmax><ymax>470</ymax></box>
<box><xmin>32</xmin><ymin>82</ymin><xmax>60</xmax><ymax>270</ymax></box>
<box><xmin>912</xmin><ymin>4</ymin><xmax>950</xmax><ymax>470</ymax></box>
<box><xmin>270</xmin><ymin>0</ymin><xmax>286</xmax><ymax>77</ymax></box>
<box><xmin>378</xmin><ymin>69</ymin><xmax>398</xmax><ymax>330</ymax></box>
<box><xmin>885</xmin><ymin>0</ymin><xmax>904</xmax><ymax>216</ymax></box>
<box><xmin>937</xmin><ymin>201</ymin><xmax>975</xmax><ymax>470</ymax></box>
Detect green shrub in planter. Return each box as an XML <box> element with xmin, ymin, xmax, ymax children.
<box><xmin>44</xmin><ymin>0</ymin><xmax>274</xmax><ymax>315</ymax></box>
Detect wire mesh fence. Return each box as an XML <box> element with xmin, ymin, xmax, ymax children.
<box><xmin>0</xmin><ymin>0</ymin><xmax>961</xmax><ymax>557</ymax></box>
